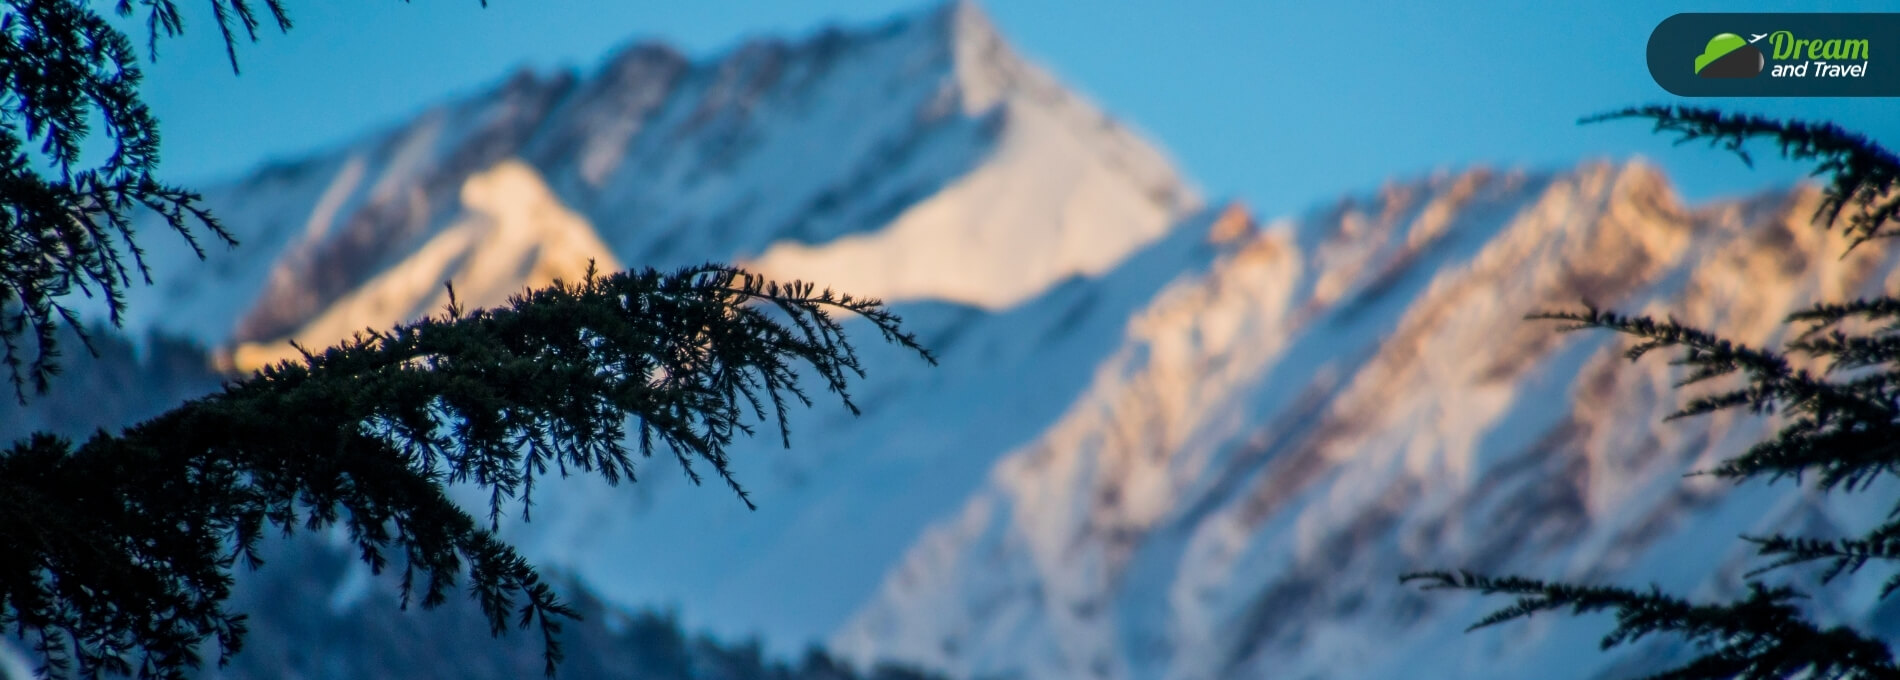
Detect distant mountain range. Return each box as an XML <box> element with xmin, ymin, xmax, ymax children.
<box><xmin>21</xmin><ymin>1</ymin><xmax>1900</xmax><ymax>679</ymax></box>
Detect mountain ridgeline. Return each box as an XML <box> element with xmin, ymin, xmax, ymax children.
<box><xmin>15</xmin><ymin>2</ymin><xmax>1898</xmax><ymax>679</ymax></box>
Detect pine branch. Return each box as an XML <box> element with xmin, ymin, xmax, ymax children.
<box><xmin>1400</xmin><ymin>572</ymin><xmax>1899</xmax><ymax>679</ymax></box>
<box><xmin>1582</xmin><ymin>105</ymin><xmax>1900</xmax><ymax>252</ymax></box>
<box><xmin>0</xmin><ymin>0</ymin><xmax>239</xmax><ymax>404</ymax></box>
<box><xmin>1744</xmin><ymin>528</ymin><xmax>1900</xmax><ymax>597</ymax></box>
<box><xmin>1518</xmin><ymin>297</ymin><xmax>1900</xmax><ymax>492</ymax></box>
<box><xmin>1789</xmin><ymin>298</ymin><xmax>1900</xmax><ymax>340</ymax></box>
<box><xmin>1524</xmin><ymin>303</ymin><xmax>1894</xmax><ymax>427</ymax></box>
<box><xmin>0</xmin><ymin>264</ymin><xmax>935</xmax><ymax>680</ymax></box>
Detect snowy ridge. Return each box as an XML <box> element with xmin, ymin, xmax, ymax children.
<box><xmin>833</xmin><ymin>161</ymin><xmax>1900</xmax><ymax>680</ymax></box>
<box><xmin>741</xmin><ymin>1</ymin><xmax>1193</xmax><ymax>308</ymax></box>
<box><xmin>102</xmin><ymin>0</ymin><xmax>1195</xmax><ymax>361</ymax></box>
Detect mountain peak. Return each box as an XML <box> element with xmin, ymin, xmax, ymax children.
<box><xmin>932</xmin><ymin>0</ymin><xmax>1037</xmax><ymax>114</ymax></box>
<box><xmin>719</xmin><ymin>2</ymin><xmax>1198</xmax><ymax>309</ymax></box>
<box><xmin>939</xmin><ymin>0</ymin><xmax>1004</xmax><ymax>53</ymax></box>
<box><xmin>108</xmin><ymin>0</ymin><xmax>1196</xmax><ymax>349</ymax></box>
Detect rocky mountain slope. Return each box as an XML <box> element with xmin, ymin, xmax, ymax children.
<box><xmin>834</xmin><ymin>161</ymin><xmax>1900</xmax><ymax>680</ymax></box>
<box><xmin>22</xmin><ymin>2</ymin><xmax>1898</xmax><ymax>679</ymax></box>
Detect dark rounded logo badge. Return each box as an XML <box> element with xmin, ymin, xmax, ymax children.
<box><xmin>1694</xmin><ymin>33</ymin><xmax>1764</xmax><ymax>78</ymax></box>
<box><xmin>1650</xmin><ymin>14</ymin><xmax>1898</xmax><ymax>97</ymax></box>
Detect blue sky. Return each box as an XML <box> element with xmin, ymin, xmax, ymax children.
<box><xmin>123</xmin><ymin>0</ymin><xmax>1900</xmax><ymax>221</ymax></box>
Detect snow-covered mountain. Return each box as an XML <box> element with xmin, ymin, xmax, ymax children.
<box><xmin>832</xmin><ymin>161</ymin><xmax>1900</xmax><ymax>680</ymax></box>
<box><xmin>39</xmin><ymin>1</ymin><xmax>1900</xmax><ymax>679</ymax></box>
<box><xmin>105</xmin><ymin>0</ymin><xmax>1194</xmax><ymax>373</ymax></box>
<box><xmin>91</xmin><ymin>0</ymin><xmax>1203</xmax><ymax>659</ymax></box>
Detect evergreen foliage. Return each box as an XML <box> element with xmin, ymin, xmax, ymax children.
<box><xmin>1</xmin><ymin>0</ymin><xmax>218</xmax><ymax>402</ymax></box>
<box><xmin>0</xmin><ymin>0</ymin><xmax>480</xmax><ymax>403</ymax></box>
<box><xmin>1403</xmin><ymin>105</ymin><xmax>1900</xmax><ymax>678</ymax></box>
<box><xmin>1</xmin><ymin>264</ymin><xmax>934</xmax><ymax>679</ymax></box>
<box><xmin>0</xmin><ymin>3</ymin><xmax>939</xmax><ymax>678</ymax></box>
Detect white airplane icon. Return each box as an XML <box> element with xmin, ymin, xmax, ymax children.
<box><xmin>1749</xmin><ymin>33</ymin><xmax>1768</xmax><ymax>43</ymax></box>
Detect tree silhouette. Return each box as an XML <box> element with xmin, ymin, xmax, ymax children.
<box><xmin>2</xmin><ymin>264</ymin><xmax>936</xmax><ymax>679</ymax></box>
<box><xmin>0</xmin><ymin>2</ymin><xmax>938</xmax><ymax>678</ymax></box>
<box><xmin>1404</xmin><ymin>105</ymin><xmax>1900</xmax><ymax>679</ymax></box>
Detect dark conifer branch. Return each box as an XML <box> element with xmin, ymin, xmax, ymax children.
<box><xmin>0</xmin><ymin>0</ymin><xmax>238</xmax><ymax>404</ymax></box>
<box><xmin>0</xmin><ymin>1</ymin><xmax>940</xmax><ymax>678</ymax></box>
<box><xmin>1583</xmin><ymin>105</ymin><xmax>1900</xmax><ymax>252</ymax></box>
<box><xmin>1400</xmin><ymin>572</ymin><xmax>1898</xmax><ymax>679</ymax></box>
<box><xmin>0</xmin><ymin>264</ymin><xmax>934</xmax><ymax>679</ymax></box>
